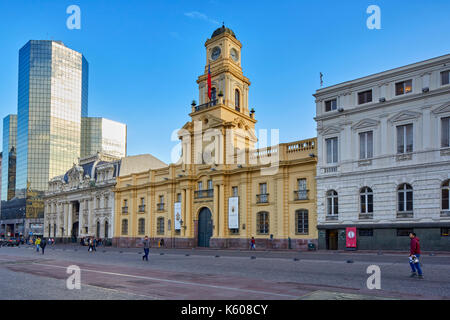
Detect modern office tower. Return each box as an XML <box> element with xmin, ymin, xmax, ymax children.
<box><xmin>81</xmin><ymin>117</ymin><xmax>127</xmax><ymax>158</ymax></box>
<box><xmin>1</xmin><ymin>115</ymin><xmax>17</xmax><ymax>201</ymax></box>
<box><xmin>16</xmin><ymin>40</ymin><xmax>89</xmax><ymax>199</ymax></box>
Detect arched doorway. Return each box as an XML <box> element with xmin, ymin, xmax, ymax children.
<box><xmin>198</xmin><ymin>207</ymin><xmax>213</xmax><ymax>247</ymax></box>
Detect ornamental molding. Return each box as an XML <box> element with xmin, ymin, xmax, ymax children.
<box><xmin>351</xmin><ymin>118</ymin><xmax>380</xmax><ymax>130</ymax></box>
<box><xmin>432</xmin><ymin>102</ymin><xmax>450</xmax><ymax>115</ymax></box>
<box><xmin>388</xmin><ymin>110</ymin><xmax>422</xmax><ymax>123</ymax></box>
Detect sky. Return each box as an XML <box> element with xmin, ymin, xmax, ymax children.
<box><xmin>0</xmin><ymin>0</ymin><xmax>450</xmax><ymax>164</ymax></box>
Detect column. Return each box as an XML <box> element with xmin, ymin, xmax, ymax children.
<box><xmin>213</xmin><ymin>185</ymin><xmax>219</xmax><ymax>237</ymax></box>
<box><xmin>88</xmin><ymin>198</ymin><xmax>93</xmax><ymax>236</ymax></box>
<box><xmin>218</xmin><ymin>184</ymin><xmax>225</xmax><ymax>238</ymax></box>
<box><xmin>68</xmin><ymin>203</ymin><xmax>73</xmax><ymax>238</ymax></box>
<box><xmin>181</xmin><ymin>189</ymin><xmax>187</xmax><ymax>237</ymax></box>
<box><xmin>185</xmin><ymin>188</ymin><xmax>192</xmax><ymax>238</ymax></box>
<box><xmin>63</xmin><ymin>203</ymin><xmax>68</xmax><ymax>237</ymax></box>
<box><xmin>79</xmin><ymin>201</ymin><xmax>84</xmax><ymax>237</ymax></box>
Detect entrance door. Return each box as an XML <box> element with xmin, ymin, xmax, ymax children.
<box><xmin>72</xmin><ymin>222</ymin><xmax>79</xmax><ymax>240</ymax></box>
<box><xmin>326</xmin><ymin>229</ymin><xmax>338</xmax><ymax>250</ymax></box>
<box><xmin>198</xmin><ymin>208</ymin><xmax>213</xmax><ymax>247</ymax></box>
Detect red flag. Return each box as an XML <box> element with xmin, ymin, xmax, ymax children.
<box><xmin>207</xmin><ymin>64</ymin><xmax>212</xmax><ymax>101</ymax></box>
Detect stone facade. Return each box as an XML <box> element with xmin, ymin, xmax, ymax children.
<box><xmin>314</xmin><ymin>54</ymin><xmax>450</xmax><ymax>251</ymax></box>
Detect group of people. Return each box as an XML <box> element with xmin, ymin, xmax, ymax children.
<box><xmin>34</xmin><ymin>237</ymin><xmax>51</xmax><ymax>255</ymax></box>
<box><xmin>80</xmin><ymin>237</ymin><xmax>100</xmax><ymax>252</ymax></box>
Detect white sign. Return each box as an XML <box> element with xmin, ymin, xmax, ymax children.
<box><xmin>174</xmin><ymin>202</ymin><xmax>182</xmax><ymax>231</ymax></box>
<box><xmin>228</xmin><ymin>197</ymin><xmax>239</xmax><ymax>229</ymax></box>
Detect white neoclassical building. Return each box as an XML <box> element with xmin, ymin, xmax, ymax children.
<box><xmin>314</xmin><ymin>54</ymin><xmax>450</xmax><ymax>251</ymax></box>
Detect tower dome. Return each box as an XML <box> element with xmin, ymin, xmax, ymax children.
<box><xmin>211</xmin><ymin>24</ymin><xmax>236</xmax><ymax>39</ymax></box>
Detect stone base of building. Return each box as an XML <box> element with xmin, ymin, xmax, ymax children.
<box><xmin>318</xmin><ymin>223</ymin><xmax>450</xmax><ymax>251</ymax></box>
<box><xmin>113</xmin><ymin>236</ymin><xmax>318</xmax><ymax>251</ymax></box>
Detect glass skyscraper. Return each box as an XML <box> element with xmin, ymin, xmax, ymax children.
<box><xmin>16</xmin><ymin>40</ymin><xmax>89</xmax><ymax>198</ymax></box>
<box><xmin>1</xmin><ymin>115</ymin><xmax>17</xmax><ymax>201</ymax></box>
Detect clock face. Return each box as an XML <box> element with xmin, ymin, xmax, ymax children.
<box><xmin>211</xmin><ymin>46</ymin><xmax>221</xmax><ymax>61</ymax></box>
<box><xmin>230</xmin><ymin>48</ymin><xmax>239</xmax><ymax>62</ymax></box>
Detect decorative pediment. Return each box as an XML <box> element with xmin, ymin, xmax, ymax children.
<box><xmin>351</xmin><ymin>119</ymin><xmax>380</xmax><ymax>130</ymax></box>
<box><xmin>432</xmin><ymin>102</ymin><xmax>450</xmax><ymax>115</ymax></box>
<box><xmin>320</xmin><ymin>125</ymin><xmax>342</xmax><ymax>136</ymax></box>
<box><xmin>388</xmin><ymin>111</ymin><xmax>421</xmax><ymax>123</ymax></box>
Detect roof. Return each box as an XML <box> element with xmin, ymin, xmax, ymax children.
<box><xmin>119</xmin><ymin>154</ymin><xmax>167</xmax><ymax>177</ymax></box>
<box><xmin>211</xmin><ymin>24</ymin><xmax>236</xmax><ymax>39</ymax></box>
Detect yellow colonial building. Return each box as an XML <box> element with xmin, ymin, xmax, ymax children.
<box><xmin>113</xmin><ymin>25</ymin><xmax>317</xmax><ymax>250</ymax></box>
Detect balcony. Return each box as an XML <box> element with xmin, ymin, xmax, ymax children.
<box><xmin>256</xmin><ymin>194</ymin><xmax>269</xmax><ymax>204</ymax></box>
<box><xmin>121</xmin><ymin>207</ymin><xmax>128</xmax><ymax>214</ymax></box>
<box><xmin>157</xmin><ymin>203</ymin><xmax>165</xmax><ymax>212</ymax></box>
<box><xmin>195</xmin><ymin>189</ymin><xmax>214</xmax><ymax>199</ymax></box>
<box><xmin>326</xmin><ymin>215</ymin><xmax>338</xmax><ymax>221</ymax></box>
<box><xmin>294</xmin><ymin>190</ymin><xmax>309</xmax><ymax>201</ymax></box>
<box><xmin>397</xmin><ymin>211</ymin><xmax>413</xmax><ymax>219</ymax></box>
<box><xmin>194</xmin><ymin>99</ymin><xmax>218</xmax><ymax>112</ymax></box>
<box><xmin>138</xmin><ymin>205</ymin><xmax>145</xmax><ymax>213</ymax></box>
<box><xmin>359</xmin><ymin>213</ymin><xmax>373</xmax><ymax>220</ymax></box>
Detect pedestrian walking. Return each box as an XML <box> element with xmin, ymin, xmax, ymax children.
<box><xmin>250</xmin><ymin>237</ymin><xmax>256</xmax><ymax>250</ymax></box>
<box><xmin>40</xmin><ymin>238</ymin><xmax>47</xmax><ymax>255</ymax></box>
<box><xmin>35</xmin><ymin>237</ymin><xmax>41</xmax><ymax>252</ymax></box>
<box><xmin>142</xmin><ymin>236</ymin><xmax>150</xmax><ymax>261</ymax></box>
<box><xmin>409</xmin><ymin>232</ymin><xmax>424</xmax><ymax>279</ymax></box>
<box><xmin>88</xmin><ymin>237</ymin><xmax>93</xmax><ymax>252</ymax></box>
<box><xmin>93</xmin><ymin>238</ymin><xmax>97</xmax><ymax>251</ymax></box>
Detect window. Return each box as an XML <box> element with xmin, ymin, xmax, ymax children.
<box><xmin>177</xmin><ymin>193</ymin><xmax>182</xmax><ymax>202</ymax></box>
<box><xmin>296</xmin><ymin>209</ymin><xmax>309</xmax><ymax>234</ymax></box>
<box><xmin>232</xmin><ymin>186</ymin><xmax>238</xmax><ymax>197</ymax></box>
<box><xmin>257</xmin><ymin>212</ymin><xmax>269</xmax><ymax>234</ymax></box>
<box><xmin>105</xmin><ymin>221</ymin><xmax>109</xmax><ymax>238</ymax></box>
<box><xmin>295</xmin><ymin>179</ymin><xmax>308</xmax><ymax>200</ymax></box>
<box><xmin>140</xmin><ymin>198</ymin><xmax>145</xmax><ymax>206</ymax></box>
<box><xmin>121</xmin><ymin>219</ymin><xmax>128</xmax><ymax>235</ymax></box>
<box><xmin>326</xmin><ymin>137</ymin><xmax>338</xmax><ymax>163</ymax></box>
<box><xmin>398</xmin><ymin>184</ymin><xmax>413</xmax><ymax>212</ymax></box>
<box><xmin>358</xmin><ymin>90</ymin><xmax>372</xmax><ymax>104</ymax></box>
<box><xmin>96</xmin><ymin>197</ymin><xmax>100</xmax><ymax>209</ymax></box>
<box><xmin>198</xmin><ymin>181</ymin><xmax>203</xmax><ymax>191</ymax></box>
<box><xmin>207</xmin><ymin>179</ymin><xmax>213</xmax><ymax>190</ymax></box>
<box><xmin>325</xmin><ymin>99</ymin><xmax>337</xmax><ymax>112</ymax></box>
<box><xmin>211</xmin><ymin>87</ymin><xmax>217</xmax><ymax>101</ymax></box>
<box><xmin>235</xmin><ymin>89</ymin><xmax>240</xmax><ymax>110</ymax></box>
<box><xmin>442</xmin><ymin>180</ymin><xmax>450</xmax><ymax>211</ymax></box>
<box><xmin>260</xmin><ymin>183</ymin><xmax>267</xmax><ymax>194</ymax></box>
<box><xmin>395</xmin><ymin>80</ymin><xmax>413</xmax><ymax>96</ymax></box>
<box><xmin>53</xmin><ymin>223</ymin><xmax>56</xmax><ymax>238</ymax></box>
<box><xmin>397</xmin><ymin>124</ymin><xmax>413</xmax><ymax>154</ymax></box>
<box><xmin>360</xmin><ymin>187</ymin><xmax>374</xmax><ymax>214</ymax></box>
<box><xmin>441</xmin><ymin>228</ymin><xmax>449</xmax><ymax>237</ymax></box>
<box><xmin>104</xmin><ymin>196</ymin><xmax>109</xmax><ymax>208</ymax></box>
<box><xmin>257</xmin><ymin>183</ymin><xmax>268</xmax><ymax>203</ymax></box>
<box><xmin>159</xmin><ymin>195</ymin><xmax>164</xmax><ymax>204</ymax></box>
<box><xmin>442</xmin><ymin>70</ymin><xmax>450</xmax><ymax>86</ymax></box>
<box><xmin>359</xmin><ymin>131</ymin><xmax>373</xmax><ymax>159</ymax></box>
<box><xmin>157</xmin><ymin>217</ymin><xmax>165</xmax><ymax>235</ymax></box>
<box><xmin>397</xmin><ymin>229</ymin><xmax>413</xmax><ymax>237</ymax></box>
<box><xmin>359</xmin><ymin>229</ymin><xmax>373</xmax><ymax>237</ymax></box>
<box><xmin>96</xmin><ymin>221</ymin><xmax>100</xmax><ymax>237</ymax></box>
<box><xmin>442</xmin><ymin>117</ymin><xmax>450</xmax><ymax>148</ymax></box>
<box><xmin>123</xmin><ymin>199</ymin><xmax>128</xmax><ymax>207</ymax></box>
<box><xmin>326</xmin><ymin>190</ymin><xmax>338</xmax><ymax>215</ymax></box>
<box><xmin>138</xmin><ymin>218</ymin><xmax>145</xmax><ymax>235</ymax></box>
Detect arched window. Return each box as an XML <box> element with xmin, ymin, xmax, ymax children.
<box><xmin>398</xmin><ymin>184</ymin><xmax>413</xmax><ymax>212</ymax></box>
<box><xmin>442</xmin><ymin>180</ymin><xmax>450</xmax><ymax>211</ymax></box>
<box><xmin>211</xmin><ymin>87</ymin><xmax>217</xmax><ymax>101</ymax></box>
<box><xmin>138</xmin><ymin>218</ymin><xmax>145</xmax><ymax>235</ymax></box>
<box><xmin>326</xmin><ymin>190</ymin><xmax>338</xmax><ymax>216</ymax></box>
<box><xmin>296</xmin><ymin>209</ymin><xmax>309</xmax><ymax>234</ymax></box>
<box><xmin>235</xmin><ymin>89</ymin><xmax>240</xmax><ymax>110</ymax></box>
<box><xmin>157</xmin><ymin>217</ymin><xmax>165</xmax><ymax>235</ymax></box>
<box><xmin>104</xmin><ymin>221</ymin><xmax>109</xmax><ymax>238</ymax></box>
<box><xmin>96</xmin><ymin>221</ymin><xmax>100</xmax><ymax>238</ymax></box>
<box><xmin>121</xmin><ymin>219</ymin><xmax>128</xmax><ymax>236</ymax></box>
<box><xmin>257</xmin><ymin>212</ymin><xmax>269</xmax><ymax>234</ymax></box>
<box><xmin>360</xmin><ymin>187</ymin><xmax>373</xmax><ymax>214</ymax></box>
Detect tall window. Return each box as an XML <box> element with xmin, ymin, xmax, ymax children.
<box><xmin>296</xmin><ymin>209</ymin><xmax>309</xmax><ymax>234</ymax></box>
<box><xmin>260</xmin><ymin>183</ymin><xmax>267</xmax><ymax>194</ymax></box>
<box><xmin>105</xmin><ymin>221</ymin><xmax>109</xmax><ymax>238</ymax></box>
<box><xmin>358</xmin><ymin>90</ymin><xmax>372</xmax><ymax>104</ymax></box>
<box><xmin>140</xmin><ymin>197</ymin><xmax>145</xmax><ymax>206</ymax></box>
<box><xmin>232</xmin><ymin>186</ymin><xmax>238</xmax><ymax>197</ymax></box>
<box><xmin>360</xmin><ymin>187</ymin><xmax>373</xmax><ymax>214</ymax></box>
<box><xmin>442</xmin><ymin>70</ymin><xmax>450</xmax><ymax>86</ymax></box>
<box><xmin>235</xmin><ymin>89</ymin><xmax>240</xmax><ymax>110</ymax></box>
<box><xmin>442</xmin><ymin>117</ymin><xmax>450</xmax><ymax>148</ymax></box>
<box><xmin>96</xmin><ymin>221</ymin><xmax>100</xmax><ymax>238</ymax></box>
<box><xmin>157</xmin><ymin>217</ymin><xmax>165</xmax><ymax>235</ymax></box>
<box><xmin>104</xmin><ymin>195</ymin><xmax>109</xmax><ymax>208</ymax></box>
<box><xmin>326</xmin><ymin>137</ymin><xmax>338</xmax><ymax>163</ymax></box>
<box><xmin>177</xmin><ymin>193</ymin><xmax>182</xmax><ymax>202</ymax></box>
<box><xmin>121</xmin><ymin>219</ymin><xmax>128</xmax><ymax>235</ymax></box>
<box><xmin>359</xmin><ymin>131</ymin><xmax>373</xmax><ymax>159</ymax></box>
<box><xmin>257</xmin><ymin>212</ymin><xmax>269</xmax><ymax>234</ymax></box>
<box><xmin>325</xmin><ymin>99</ymin><xmax>337</xmax><ymax>112</ymax></box>
<box><xmin>207</xmin><ymin>179</ymin><xmax>213</xmax><ymax>190</ymax></box>
<box><xmin>296</xmin><ymin>179</ymin><xmax>308</xmax><ymax>200</ymax></box>
<box><xmin>398</xmin><ymin>184</ymin><xmax>413</xmax><ymax>212</ymax></box>
<box><xmin>138</xmin><ymin>218</ymin><xmax>145</xmax><ymax>235</ymax></box>
<box><xmin>442</xmin><ymin>180</ymin><xmax>450</xmax><ymax>211</ymax></box>
<box><xmin>395</xmin><ymin>80</ymin><xmax>413</xmax><ymax>95</ymax></box>
<box><xmin>211</xmin><ymin>87</ymin><xmax>217</xmax><ymax>101</ymax></box>
<box><xmin>326</xmin><ymin>190</ymin><xmax>338</xmax><ymax>216</ymax></box>
<box><xmin>123</xmin><ymin>199</ymin><xmax>128</xmax><ymax>207</ymax></box>
<box><xmin>198</xmin><ymin>181</ymin><xmax>203</xmax><ymax>190</ymax></box>
<box><xmin>397</xmin><ymin>124</ymin><xmax>413</xmax><ymax>154</ymax></box>
<box><xmin>258</xmin><ymin>183</ymin><xmax>268</xmax><ymax>203</ymax></box>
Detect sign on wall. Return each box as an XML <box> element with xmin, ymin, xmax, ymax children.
<box><xmin>346</xmin><ymin>227</ymin><xmax>357</xmax><ymax>249</ymax></box>
<box><xmin>228</xmin><ymin>197</ymin><xmax>239</xmax><ymax>229</ymax></box>
<box><xmin>174</xmin><ymin>202</ymin><xmax>182</xmax><ymax>231</ymax></box>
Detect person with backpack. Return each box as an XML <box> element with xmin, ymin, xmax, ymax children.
<box><xmin>40</xmin><ymin>238</ymin><xmax>47</xmax><ymax>255</ymax></box>
<box><xmin>409</xmin><ymin>232</ymin><xmax>423</xmax><ymax>279</ymax></box>
<box><xmin>142</xmin><ymin>236</ymin><xmax>150</xmax><ymax>262</ymax></box>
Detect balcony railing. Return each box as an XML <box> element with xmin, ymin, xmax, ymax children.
<box><xmin>359</xmin><ymin>213</ymin><xmax>373</xmax><ymax>220</ymax></box>
<box><xmin>326</xmin><ymin>215</ymin><xmax>338</xmax><ymax>221</ymax></box>
<box><xmin>195</xmin><ymin>99</ymin><xmax>218</xmax><ymax>112</ymax></box>
<box><xmin>256</xmin><ymin>194</ymin><xmax>269</xmax><ymax>204</ymax></box>
<box><xmin>138</xmin><ymin>205</ymin><xmax>145</xmax><ymax>213</ymax></box>
<box><xmin>397</xmin><ymin>211</ymin><xmax>413</xmax><ymax>219</ymax></box>
<box><xmin>294</xmin><ymin>190</ymin><xmax>309</xmax><ymax>201</ymax></box>
<box><xmin>121</xmin><ymin>207</ymin><xmax>128</xmax><ymax>214</ymax></box>
<box><xmin>157</xmin><ymin>203</ymin><xmax>165</xmax><ymax>211</ymax></box>
<box><xmin>195</xmin><ymin>189</ymin><xmax>214</xmax><ymax>199</ymax></box>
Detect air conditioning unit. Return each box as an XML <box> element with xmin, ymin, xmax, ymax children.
<box><xmin>422</xmin><ymin>87</ymin><xmax>430</xmax><ymax>93</ymax></box>
<box><xmin>379</xmin><ymin>97</ymin><xmax>386</xmax><ymax>103</ymax></box>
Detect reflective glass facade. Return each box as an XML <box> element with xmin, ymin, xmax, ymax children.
<box><xmin>1</xmin><ymin>115</ymin><xmax>17</xmax><ymax>201</ymax></box>
<box><xmin>16</xmin><ymin>40</ymin><xmax>89</xmax><ymax>195</ymax></box>
<box><xmin>81</xmin><ymin>117</ymin><xmax>127</xmax><ymax>158</ymax></box>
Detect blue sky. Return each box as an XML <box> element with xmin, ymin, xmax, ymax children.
<box><xmin>1</xmin><ymin>0</ymin><xmax>449</xmax><ymax>163</ymax></box>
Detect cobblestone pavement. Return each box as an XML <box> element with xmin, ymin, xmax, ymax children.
<box><xmin>0</xmin><ymin>245</ymin><xmax>449</xmax><ymax>300</ymax></box>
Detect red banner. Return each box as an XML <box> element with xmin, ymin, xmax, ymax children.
<box><xmin>346</xmin><ymin>227</ymin><xmax>357</xmax><ymax>248</ymax></box>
